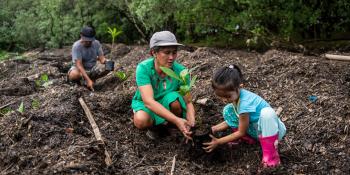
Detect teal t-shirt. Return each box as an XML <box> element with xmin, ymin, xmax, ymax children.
<box><xmin>223</xmin><ymin>89</ymin><xmax>271</xmax><ymax>138</ymax></box>
<box><xmin>132</xmin><ymin>57</ymin><xmax>188</xmax><ymax>102</ymax></box>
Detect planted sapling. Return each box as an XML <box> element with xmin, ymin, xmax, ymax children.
<box><xmin>159</xmin><ymin>66</ymin><xmax>197</xmax><ymax>97</ymax></box>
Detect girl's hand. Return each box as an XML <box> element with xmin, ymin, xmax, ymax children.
<box><xmin>202</xmin><ymin>135</ymin><xmax>220</xmax><ymax>153</ymax></box>
<box><xmin>211</xmin><ymin>126</ymin><xmax>218</xmax><ymax>134</ymax></box>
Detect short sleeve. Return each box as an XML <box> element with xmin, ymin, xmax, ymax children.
<box><xmin>96</xmin><ymin>41</ymin><xmax>103</xmax><ymax>56</ymax></box>
<box><xmin>72</xmin><ymin>44</ymin><xmax>81</xmax><ymax>61</ymax></box>
<box><xmin>239</xmin><ymin>99</ymin><xmax>256</xmax><ymax>114</ymax></box>
<box><xmin>136</xmin><ymin>64</ymin><xmax>151</xmax><ymax>86</ymax></box>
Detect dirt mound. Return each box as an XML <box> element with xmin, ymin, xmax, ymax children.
<box><xmin>0</xmin><ymin>46</ymin><xmax>349</xmax><ymax>174</ymax></box>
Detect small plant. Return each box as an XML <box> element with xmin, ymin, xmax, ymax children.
<box><xmin>114</xmin><ymin>71</ymin><xmax>130</xmax><ymax>81</ymax></box>
<box><xmin>35</xmin><ymin>73</ymin><xmax>52</xmax><ymax>88</ymax></box>
<box><xmin>160</xmin><ymin>66</ymin><xmax>197</xmax><ymax>96</ymax></box>
<box><xmin>107</xmin><ymin>27</ymin><xmax>123</xmax><ymax>57</ymax></box>
<box><xmin>0</xmin><ymin>107</ymin><xmax>13</xmax><ymax>116</ymax></box>
<box><xmin>31</xmin><ymin>99</ymin><xmax>40</xmax><ymax>110</ymax></box>
<box><xmin>17</xmin><ymin>102</ymin><xmax>24</xmax><ymax>114</ymax></box>
<box><xmin>0</xmin><ymin>50</ymin><xmax>10</xmax><ymax>62</ymax></box>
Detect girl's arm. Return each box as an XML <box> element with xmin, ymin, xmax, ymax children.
<box><xmin>216</xmin><ymin>113</ymin><xmax>249</xmax><ymax>144</ymax></box>
<box><xmin>211</xmin><ymin>121</ymin><xmax>229</xmax><ymax>133</ymax></box>
<box><xmin>203</xmin><ymin>113</ymin><xmax>249</xmax><ymax>152</ymax></box>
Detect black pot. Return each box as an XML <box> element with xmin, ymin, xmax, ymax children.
<box><xmin>105</xmin><ymin>60</ymin><xmax>115</xmax><ymax>71</ymax></box>
<box><xmin>192</xmin><ymin>127</ymin><xmax>212</xmax><ymax>145</ymax></box>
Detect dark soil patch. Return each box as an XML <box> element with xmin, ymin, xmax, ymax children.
<box><xmin>0</xmin><ymin>45</ymin><xmax>349</xmax><ymax>174</ymax></box>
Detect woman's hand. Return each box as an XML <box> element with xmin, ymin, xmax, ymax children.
<box><xmin>175</xmin><ymin>118</ymin><xmax>192</xmax><ymax>140</ymax></box>
<box><xmin>202</xmin><ymin>135</ymin><xmax>220</xmax><ymax>153</ymax></box>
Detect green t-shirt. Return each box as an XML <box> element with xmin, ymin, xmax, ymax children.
<box><xmin>132</xmin><ymin>57</ymin><xmax>189</xmax><ymax>102</ymax></box>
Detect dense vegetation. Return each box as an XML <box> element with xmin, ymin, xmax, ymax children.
<box><xmin>1</xmin><ymin>0</ymin><xmax>350</xmax><ymax>51</ymax></box>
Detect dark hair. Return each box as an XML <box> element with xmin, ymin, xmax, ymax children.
<box><xmin>150</xmin><ymin>46</ymin><xmax>178</xmax><ymax>56</ymax></box>
<box><xmin>212</xmin><ymin>64</ymin><xmax>243</xmax><ymax>91</ymax></box>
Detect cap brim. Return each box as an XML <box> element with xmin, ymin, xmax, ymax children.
<box><xmin>156</xmin><ymin>42</ymin><xmax>183</xmax><ymax>47</ymax></box>
<box><xmin>81</xmin><ymin>36</ymin><xmax>95</xmax><ymax>41</ymax></box>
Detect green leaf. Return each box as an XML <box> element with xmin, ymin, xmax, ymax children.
<box><xmin>31</xmin><ymin>99</ymin><xmax>40</xmax><ymax>110</ymax></box>
<box><xmin>40</xmin><ymin>74</ymin><xmax>49</xmax><ymax>83</ymax></box>
<box><xmin>17</xmin><ymin>102</ymin><xmax>24</xmax><ymax>114</ymax></box>
<box><xmin>115</xmin><ymin>71</ymin><xmax>128</xmax><ymax>81</ymax></box>
<box><xmin>179</xmin><ymin>85</ymin><xmax>190</xmax><ymax>96</ymax></box>
<box><xmin>179</xmin><ymin>69</ymin><xmax>189</xmax><ymax>79</ymax></box>
<box><xmin>189</xmin><ymin>75</ymin><xmax>197</xmax><ymax>88</ymax></box>
<box><xmin>160</xmin><ymin>67</ymin><xmax>182</xmax><ymax>81</ymax></box>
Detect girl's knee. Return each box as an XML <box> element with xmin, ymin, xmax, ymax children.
<box><xmin>260</xmin><ymin>107</ymin><xmax>277</xmax><ymax>121</ymax></box>
<box><xmin>133</xmin><ymin>111</ymin><xmax>152</xmax><ymax>129</ymax></box>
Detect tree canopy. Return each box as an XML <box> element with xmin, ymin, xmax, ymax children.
<box><xmin>0</xmin><ymin>0</ymin><xmax>349</xmax><ymax>51</ymax></box>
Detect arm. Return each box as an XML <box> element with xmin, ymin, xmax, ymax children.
<box><xmin>203</xmin><ymin>113</ymin><xmax>250</xmax><ymax>152</ymax></box>
<box><xmin>211</xmin><ymin>121</ymin><xmax>229</xmax><ymax>133</ymax></box>
<box><xmin>76</xmin><ymin>60</ymin><xmax>94</xmax><ymax>90</ymax></box>
<box><xmin>139</xmin><ymin>85</ymin><xmax>192</xmax><ymax>139</ymax></box>
<box><xmin>98</xmin><ymin>55</ymin><xmax>106</xmax><ymax>64</ymax></box>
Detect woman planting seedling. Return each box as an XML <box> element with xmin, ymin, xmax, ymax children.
<box><xmin>131</xmin><ymin>31</ymin><xmax>196</xmax><ymax>140</ymax></box>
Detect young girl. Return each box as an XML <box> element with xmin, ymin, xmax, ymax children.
<box><xmin>203</xmin><ymin>64</ymin><xmax>286</xmax><ymax>167</ymax></box>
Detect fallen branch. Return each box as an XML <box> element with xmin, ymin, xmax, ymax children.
<box><xmin>78</xmin><ymin>97</ymin><xmax>112</xmax><ymax>166</ymax></box>
<box><xmin>170</xmin><ymin>155</ymin><xmax>177</xmax><ymax>175</ymax></box>
<box><xmin>0</xmin><ymin>101</ymin><xmax>15</xmax><ymax>109</ymax></box>
<box><xmin>325</xmin><ymin>54</ymin><xmax>350</xmax><ymax>61</ymax></box>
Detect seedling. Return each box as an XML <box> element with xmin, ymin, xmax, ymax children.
<box><xmin>31</xmin><ymin>99</ymin><xmax>40</xmax><ymax>110</ymax></box>
<box><xmin>107</xmin><ymin>27</ymin><xmax>123</xmax><ymax>57</ymax></box>
<box><xmin>159</xmin><ymin>66</ymin><xmax>197</xmax><ymax>96</ymax></box>
<box><xmin>114</xmin><ymin>71</ymin><xmax>130</xmax><ymax>81</ymax></box>
<box><xmin>0</xmin><ymin>107</ymin><xmax>13</xmax><ymax>116</ymax></box>
<box><xmin>17</xmin><ymin>102</ymin><xmax>24</xmax><ymax>114</ymax></box>
<box><xmin>35</xmin><ymin>73</ymin><xmax>53</xmax><ymax>88</ymax></box>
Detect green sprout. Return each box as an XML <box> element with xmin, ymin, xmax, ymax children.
<box><xmin>114</xmin><ymin>71</ymin><xmax>130</xmax><ymax>81</ymax></box>
<box><xmin>35</xmin><ymin>73</ymin><xmax>52</xmax><ymax>88</ymax></box>
<box><xmin>0</xmin><ymin>107</ymin><xmax>13</xmax><ymax>116</ymax></box>
<box><xmin>160</xmin><ymin>66</ymin><xmax>197</xmax><ymax>96</ymax></box>
<box><xmin>107</xmin><ymin>27</ymin><xmax>123</xmax><ymax>57</ymax></box>
<box><xmin>31</xmin><ymin>99</ymin><xmax>40</xmax><ymax>110</ymax></box>
<box><xmin>17</xmin><ymin>102</ymin><xmax>24</xmax><ymax>114</ymax></box>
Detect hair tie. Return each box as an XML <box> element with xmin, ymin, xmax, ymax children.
<box><xmin>228</xmin><ymin>65</ymin><xmax>234</xmax><ymax>69</ymax></box>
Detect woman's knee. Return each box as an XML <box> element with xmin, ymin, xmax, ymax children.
<box><xmin>133</xmin><ymin>111</ymin><xmax>153</xmax><ymax>129</ymax></box>
<box><xmin>170</xmin><ymin>100</ymin><xmax>182</xmax><ymax>116</ymax></box>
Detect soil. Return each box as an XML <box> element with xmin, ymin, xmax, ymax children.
<box><xmin>0</xmin><ymin>44</ymin><xmax>349</xmax><ymax>174</ymax></box>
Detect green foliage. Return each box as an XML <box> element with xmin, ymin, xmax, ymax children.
<box><xmin>17</xmin><ymin>101</ymin><xmax>24</xmax><ymax>114</ymax></box>
<box><xmin>160</xmin><ymin>66</ymin><xmax>197</xmax><ymax>96</ymax></box>
<box><xmin>107</xmin><ymin>26</ymin><xmax>123</xmax><ymax>57</ymax></box>
<box><xmin>31</xmin><ymin>99</ymin><xmax>40</xmax><ymax>110</ymax></box>
<box><xmin>0</xmin><ymin>50</ymin><xmax>9</xmax><ymax>61</ymax></box>
<box><xmin>35</xmin><ymin>73</ymin><xmax>52</xmax><ymax>88</ymax></box>
<box><xmin>0</xmin><ymin>107</ymin><xmax>13</xmax><ymax>116</ymax></box>
<box><xmin>114</xmin><ymin>71</ymin><xmax>130</xmax><ymax>81</ymax></box>
<box><xmin>1</xmin><ymin>0</ymin><xmax>350</xmax><ymax>50</ymax></box>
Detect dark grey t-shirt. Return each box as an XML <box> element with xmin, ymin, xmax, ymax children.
<box><xmin>72</xmin><ymin>40</ymin><xmax>103</xmax><ymax>70</ymax></box>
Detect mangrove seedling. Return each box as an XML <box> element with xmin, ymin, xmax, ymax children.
<box><xmin>17</xmin><ymin>102</ymin><xmax>24</xmax><ymax>114</ymax></box>
<box><xmin>31</xmin><ymin>99</ymin><xmax>40</xmax><ymax>110</ymax></box>
<box><xmin>114</xmin><ymin>71</ymin><xmax>130</xmax><ymax>81</ymax></box>
<box><xmin>159</xmin><ymin>66</ymin><xmax>197</xmax><ymax>96</ymax></box>
<box><xmin>35</xmin><ymin>73</ymin><xmax>53</xmax><ymax>88</ymax></box>
<box><xmin>107</xmin><ymin>27</ymin><xmax>123</xmax><ymax>58</ymax></box>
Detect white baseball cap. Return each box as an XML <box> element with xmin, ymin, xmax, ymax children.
<box><xmin>149</xmin><ymin>31</ymin><xmax>183</xmax><ymax>49</ymax></box>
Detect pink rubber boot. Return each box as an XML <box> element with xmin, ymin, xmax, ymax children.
<box><xmin>258</xmin><ymin>134</ymin><xmax>281</xmax><ymax>167</ymax></box>
<box><xmin>228</xmin><ymin>128</ymin><xmax>257</xmax><ymax>146</ymax></box>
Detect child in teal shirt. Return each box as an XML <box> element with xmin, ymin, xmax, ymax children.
<box><xmin>203</xmin><ymin>64</ymin><xmax>286</xmax><ymax>168</ymax></box>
